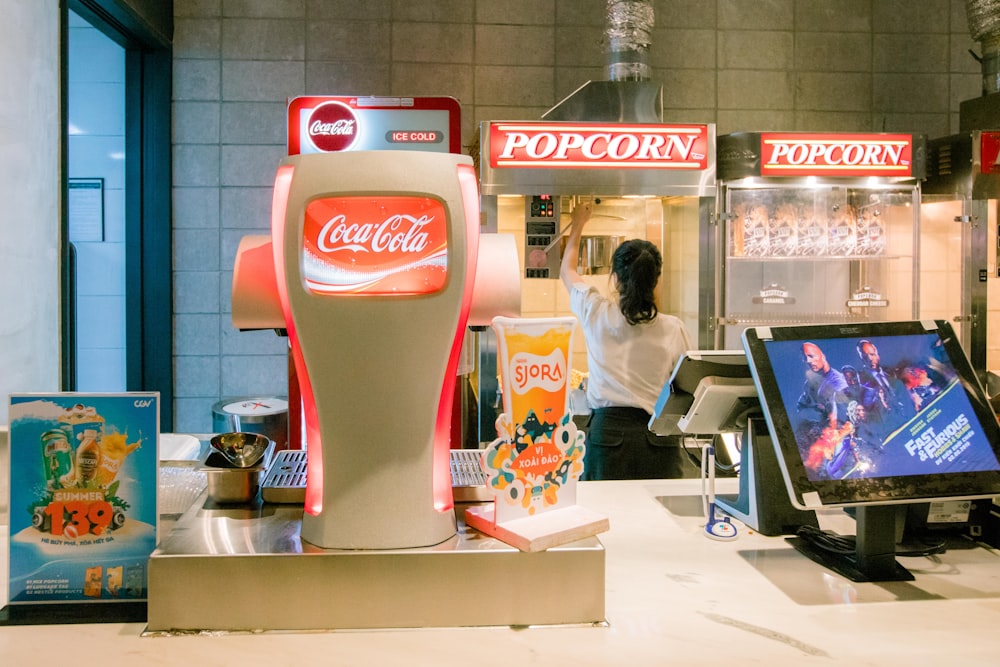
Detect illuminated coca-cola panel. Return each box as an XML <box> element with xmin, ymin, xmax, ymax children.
<box><xmin>302</xmin><ymin>196</ymin><xmax>448</xmax><ymax>296</ymax></box>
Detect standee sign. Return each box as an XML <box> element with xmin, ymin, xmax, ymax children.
<box><xmin>760</xmin><ymin>133</ymin><xmax>914</xmax><ymax>177</ymax></box>
<box><xmin>489</xmin><ymin>121</ymin><xmax>710</xmax><ymax>170</ymax></box>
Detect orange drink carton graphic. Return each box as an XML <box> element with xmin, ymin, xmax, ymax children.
<box><xmin>482</xmin><ymin>317</ymin><xmax>586</xmax><ymax>522</ymax></box>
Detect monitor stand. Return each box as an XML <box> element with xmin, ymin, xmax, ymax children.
<box><xmin>714</xmin><ymin>417</ymin><xmax>819</xmax><ymax>536</ymax></box>
<box><xmin>786</xmin><ymin>504</ymin><xmax>915</xmax><ymax>582</ymax></box>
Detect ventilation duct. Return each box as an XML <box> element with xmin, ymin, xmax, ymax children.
<box><xmin>542</xmin><ymin>0</ymin><xmax>662</xmax><ymax>123</ymax></box>
<box><xmin>967</xmin><ymin>0</ymin><xmax>1000</xmax><ymax>95</ymax></box>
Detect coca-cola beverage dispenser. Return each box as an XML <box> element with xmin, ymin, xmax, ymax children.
<box><xmin>230</xmin><ymin>149</ymin><xmax>514</xmax><ymax>549</ymax></box>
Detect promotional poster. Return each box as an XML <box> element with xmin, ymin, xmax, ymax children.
<box><xmin>761</xmin><ymin>334</ymin><xmax>1000</xmax><ymax>482</ymax></box>
<box><xmin>480</xmin><ymin>317</ymin><xmax>586</xmax><ymax>523</ymax></box>
<box><xmin>6</xmin><ymin>394</ymin><xmax>159</xmax><ymax>605</ymax></box>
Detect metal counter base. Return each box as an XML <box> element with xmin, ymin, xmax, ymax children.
<box><xmin>147</xmin><ymin>495</ymin><xmax>606</xmax><ymax>632</ymax></box>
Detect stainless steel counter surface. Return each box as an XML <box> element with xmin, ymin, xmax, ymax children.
<box><xmin>3</xmin><ymin>477</ymin><xmax>1000</xmax><ymax>666</ymax></box>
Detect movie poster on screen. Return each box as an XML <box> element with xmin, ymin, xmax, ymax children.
<box><xmin>6</xmin><ymin>393</ymin><xmax>159</xmax><ymax>605</ymax></box>
<box><xmin>761</xmin><ymin>335</ymin><xmax>1000</xmax><ymax>482</ymax></box>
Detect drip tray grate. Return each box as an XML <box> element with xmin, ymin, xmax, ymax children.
<box><xmin>260</xmin><ymin>448</ymin><xmax>492</xmax><ymax>504</ymax></box>
<box><xmin>261</xmin><ymin>449</ymin><xmax>307</xmax><ymax>503</ymax></box>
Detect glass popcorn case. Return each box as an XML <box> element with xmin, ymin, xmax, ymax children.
<box><xmin>714</xmin><ymin>132</ymin><xmax>927</xmax><ymax>349</ymax></box>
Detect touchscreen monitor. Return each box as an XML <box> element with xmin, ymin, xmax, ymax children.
<box><xmin>743</xmin><ymin>320</ymin><xmax>1000</xmax><ymax>511</ymax></box>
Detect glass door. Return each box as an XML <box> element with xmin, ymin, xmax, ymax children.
<box><xmin>67</xmin><ymin>9</ymin><xmax>126</xmax><ymax>391</ymax></box>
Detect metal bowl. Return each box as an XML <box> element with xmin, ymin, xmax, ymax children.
<box><xmin>209</xmin><ymin>432</ymin><xmax>272</xmax><ymax>468</ymax></box>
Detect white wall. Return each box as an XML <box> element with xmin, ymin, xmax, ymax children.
<box><xmin>0</xmin><ymin>1</ymin><xmax>61</xmax><ymax>425</ymax></box>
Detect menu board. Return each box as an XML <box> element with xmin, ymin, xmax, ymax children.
<box><xmin>6</xmin><ymin>394</ymin><xmax>159</xmax><ymax>606</ymax></box>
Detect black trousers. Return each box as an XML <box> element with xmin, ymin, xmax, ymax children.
<box><xmin>583</xmin><ymin>406</ymin><xmax>684</xmax><ymax>480</ymax></box>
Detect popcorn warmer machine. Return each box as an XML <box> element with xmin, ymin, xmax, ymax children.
<box><xmin>714</xmin><ymin>132</ymin><xmax>928</xmax><ymax>350</ymax></box>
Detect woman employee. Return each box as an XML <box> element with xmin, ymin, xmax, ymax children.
<box><xmin>560</xmin><ymin>201</ymin><xmax>693</xmax><ymax>480</ymax></box>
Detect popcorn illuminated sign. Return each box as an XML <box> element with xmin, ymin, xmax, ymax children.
<box><xmin>760</xmin><ymin>133</ymin><xmax>913</xmax><ymax>177</ymax></box>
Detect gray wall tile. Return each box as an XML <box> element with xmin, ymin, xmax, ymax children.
<box><xmin>173</xmin><ymin>18</ymin><xmax>221</xmax><ymax>58</ymax></box>
<box><xmin>175</xmin><ymin>314</ymin><xmax>221</xmax><ymax>356</ymax></box>
<box><xmin>176</xmin><ymin>0</ymin><xmax>222</xmax><ymax>19</ymax></box>
<box><xmin>717</xmin><ymin>109</ymin><xmax>796</xmax><ymax>135</ymax></box>
<box><xmin>224</xmin><ymin>0</ymin><xmax>305</xmax><ymax>19</ymax></box>
<box><xmin>173</xmin><ymin>59</ymin><xmax>221</xmax><ymax>100</ymax></box>
<box><xmin>174</xmin><ymin>397</ymin><xmax>219</xmax><ymax>432</ymax></box>
<box><xmin>392</xmin><ymin>22</ymin><xmax>474</xmax><ymax>64</ymax></box>
<box><xmin>874</xmin><ymin>34</ymin><xmax>949</xmax><ymax>73</ymax></box>
<box><xmin>652</xmin><ymin>29</ymin><xmax>716</xmax><ymax>70</ymax></box>
<box><xmin>221</xmin><ymin>60</ymin><xmax>305</xmax><ymax>101</ymax></box>
<box><xmin>661</xmin><ymin>70</ymin><xmax>716</xmax><ymax>109</ymax></box>
<box><xmin>174</xmin><ymin>270</ymin><xmax>221</xmax><ymax>313</ymax></box>
<box><xmin>174</xmin><ymin>101</ymin><xmax>221</xmax><ymax>143</ymax></box>
<box><xmin>796</xmin><ymin>72</ymin><xmax>873</xmax><ymax>112</ymax></box>
<box><xmin>718</xmin><ymin>70</ymin><xmax>795</xmax><ymax>109</ymax></box>
<box><xmin>795</xmin><ymin>33</ymin><xmax>871</xmax><ymax>73</ymax></box>
<box><xmin>174</xmin><ymin>228</ymin><xmax>220</xmax><ymax>271</ymax></box>
<box><xmin>173</xmin><ymin>187</ymin><xmax>220</xmax><ymax>229</ymax></box>
<box><xmin>476</xmin><ymin>66</ymin><xmax>554</xmax><ymax>107</ymax></box>
<box><xmin>794</xmin><ymin>0</ymin><xmax>871</xmax><ymax>32</ymax></box>
<box><xmin>220</xmin><ymin>101</ymin><xmax>287</xmax><ymax>145</ymax></box>
<box><xmin>477</xmin><ymin>0</ymin><xmax>555</xmax><ymax>25</ymax></box>
<box><xmin>306</xmin><ymin>21</ymin><xmax>391</xmax><ymax>62</ymax></box>
<box><xmin>308</xmin><ymin>0</ymin><xmax>390</xmax><ymax>20</ymax></box>
<box><xmin>173</xmin><ymin>144</ymin><xmax>220</xmax><ymax>186</ymax></box>
<box><xmin>222</xmin><ymin>18</ymin><xmax>305</xmax><ymax>60</ymax></box>
<box><xmin>719</xmin><ymin>30</ymin><xmax>794</xmax><ymax>70</ymax></box>
<box><xmin>874</xmin><ymin>73</ymin><xmax>950</xmax><ymax>112</ymax></box>
<box><xmin>221</xmin><ymin>186</ymin><xmax>273</xmax><ymax>229</ymax></box>
<box><xmin>557</xmin><ymin>0</ymin><xmax>604</xmax><ymax>27</ymax></box>
<box><xmin>654</xmin><ymin>0</ymin><xmax>717</xmax><ymax>28</ymax></box>
<box><xmin>175</xmin><ymin>355</ymin><xmax>221</xmax><ymax>397</ymax></box>
<box><xmin>222</xmin><ymin>354</ymin><xmax>288</xmax><ymax>396</ymax></box>
<box><xmin>718</xmin><ymin>0</ymin><xmax>793</xmax><ymax>31</ymax></box>
<box><xmin>555</xmin><ymin>27</ymin><xmax>605</xmax><ymax>68</ymax></box>
<box><xmin>476</xmin><ymin>25</ymin><xmax>555</xmax><ymax>66</ymax></box>
<box><xmin>390</xmin><ymin>63</ymin><xmax>473</xmax><ymax>101</ymax></box>
<box><xmin>874</xmin><ymin>0</ymin><xmax>950</xmax><ymax>33</ymax></box>
<box><xmin>393</xmin><ymin>0</ymin><xmax>474</xmax><ymax>23</ymax></box>
<box><xmin>306</xmin><ymin>61</ymin><xmax>391</xmax><ymax>95</ymax></box>
<box><xmin>221</xmin><ymin>144</ymin><xmax>286</xmax><ymax>187</ymax></box>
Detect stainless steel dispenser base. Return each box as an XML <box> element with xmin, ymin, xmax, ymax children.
<box><xmin>147</xmin><ymin>495</ymin><xmax>605</xmax><ymax>632</ymax></box>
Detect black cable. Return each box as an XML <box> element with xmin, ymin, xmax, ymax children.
<box><xmin>796</xmin><ymin>524</ymin><xmax>948</xmax><ymax>558</ymax></box>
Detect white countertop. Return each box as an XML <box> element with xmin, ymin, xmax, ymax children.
<box><xmin>3</xmin><ymin>478</ymin><xmax>1000</xmax><ymax>666</ymax></box>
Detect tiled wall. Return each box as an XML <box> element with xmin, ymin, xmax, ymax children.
<box><xmin>170</xmin><ymin>0</ymin><xmax>984</xmax><ymax>432</ymax></box>
<box><xmin>68</xmin><ymin>12</ymin><xmax>127</xmax><ymax>391</ymax></box>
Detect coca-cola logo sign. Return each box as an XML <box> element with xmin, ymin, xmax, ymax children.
<box><xmin>306</xmin><ymin>101</ymin><xmax>359</xmax><ymax>152</ymax></box>
<box><xmin>302</xmin><ymin>196</ymin><xmax>448</xmax><ymax>295</ymax></box>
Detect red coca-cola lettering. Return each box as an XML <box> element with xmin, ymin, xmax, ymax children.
<box><xmin>316</xmin><ymin>214</ymin><xmax>432</xmax><ymax>255</ymax></box>
<box><xmin>306</xmin><ymin>102</ymin><xmax>359</xmax><ymax>152</ymax></box>
<box><xmin>761</xmin><ymin>133</ymin><xmax>912</xmax><ymax>176</ymax></box>
<box><xmin>302</xmin><ymin>196</ymin><xmax>448</xmax><ymax>295</ymax></box>
<box><xmin>490</xmin><ymin>122</ymin><xmax>708</xmax><ymax>169</ymax></box>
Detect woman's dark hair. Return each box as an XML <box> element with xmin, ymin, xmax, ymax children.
<box><xmin>611</xmin><ymin>239</ymin><xmax>661</xmax><ymax>325</ymax></box>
